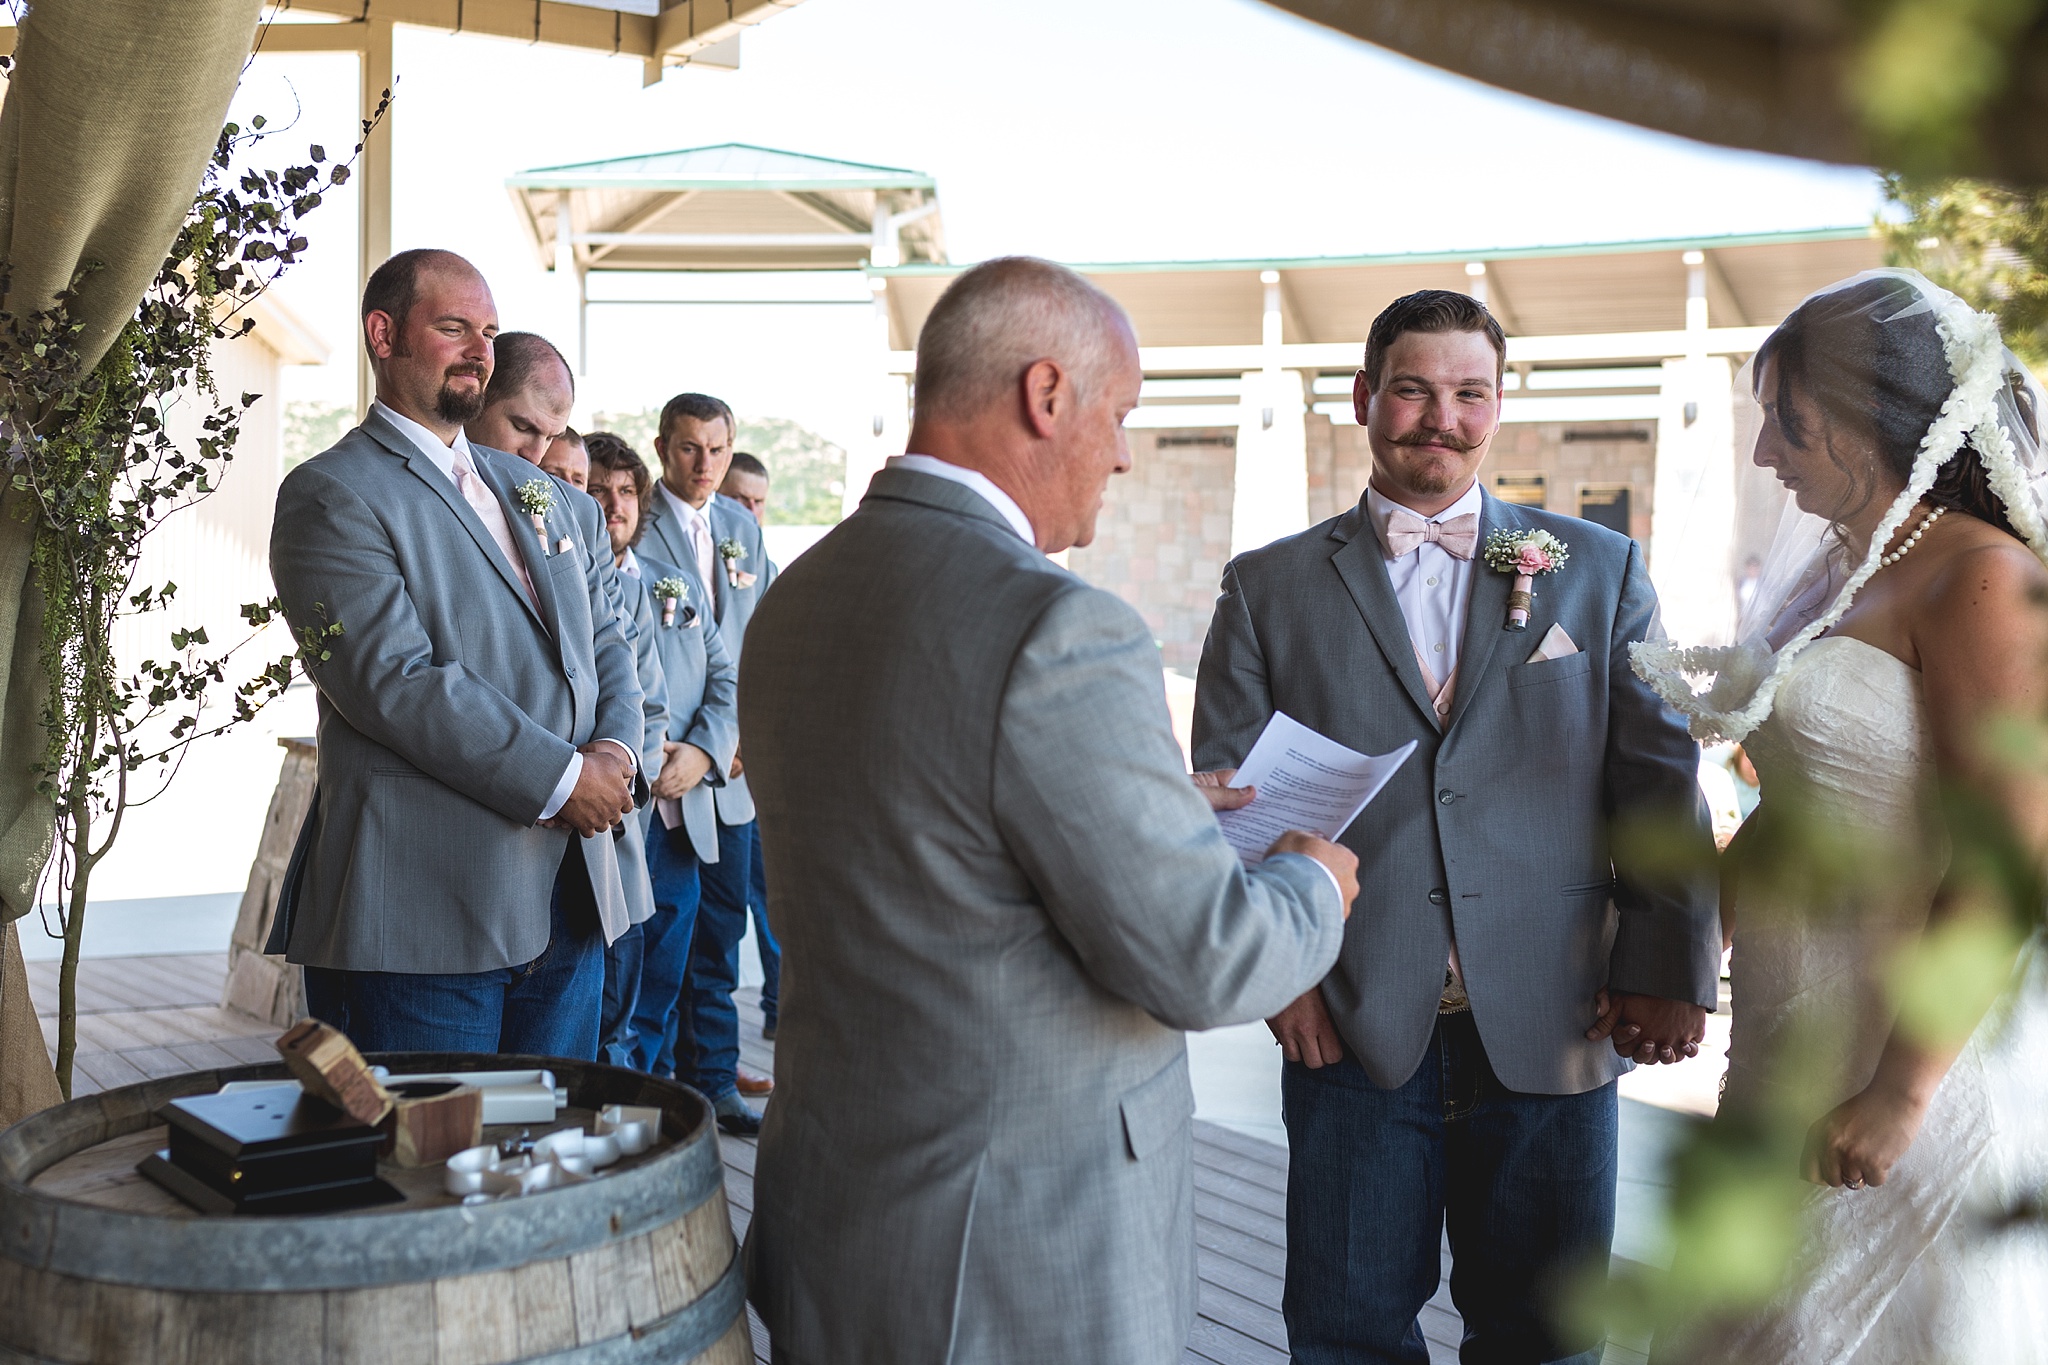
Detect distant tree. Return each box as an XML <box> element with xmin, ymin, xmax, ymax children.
<box><xmin>283</xmin><ymin>400</ymin><xmax>354</xmax><ymax>471</ymax></box>
<box><xmin>588</xmin><ymin>408</ymin><xmax>847</xmax><ymax>525</ymax></box>
<box><xmin>1882</xmin><ymin>174</ymin><xmax>2048</xmax><ymax>367</ymax></box>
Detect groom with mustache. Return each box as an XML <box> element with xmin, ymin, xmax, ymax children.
<box><xmin>1194</xmin><ymin>290</ymin><xmax>1720</xmax><ymax>1363</ymax></box>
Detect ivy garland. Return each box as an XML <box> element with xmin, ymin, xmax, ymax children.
<box><xmin>0</xmin><ymin>100</ymin><xmax>382</xmax><ymax>1096</ymax></box>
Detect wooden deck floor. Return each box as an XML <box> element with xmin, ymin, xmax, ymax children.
<box><xmin>29</xmin><ymin>953</ymin><xmax>1647</xmax><ymax>1365</ymax></box>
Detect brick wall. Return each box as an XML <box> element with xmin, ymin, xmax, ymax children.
<box><xmin>1067</xmin><ymin>429</ymin><xmax>1237</xmax><ymax>671</ymax></box>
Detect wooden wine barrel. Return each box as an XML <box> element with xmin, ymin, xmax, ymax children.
<box><xmin>0</xmin><ymin>1054</ymin><xmax>748</xmax><ymax>1365</ymax></box>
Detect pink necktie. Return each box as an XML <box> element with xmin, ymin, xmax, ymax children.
<box><xmin>452</xmin><ymin>452</ymin><xmax>540</xmax><ymax>612</ymax></box>
<box><xmin>689</xmin><ymin>514</ymin><xmax>716</xmax><ymax>598</ymax></box>
<box><xmin>1384</xmin><ymin>509</ymin><xmax>1478</xmax><ymax>560</ymax></box>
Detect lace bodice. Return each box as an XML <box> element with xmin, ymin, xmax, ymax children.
<box><xmin>1743</xmin><ymin>636</ymin><xmax>1933</xmax><ymax>838</ymax></box>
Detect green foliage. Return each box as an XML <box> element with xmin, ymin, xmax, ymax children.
<box><xmin>1881</xmin><ymin>174</ymin><xmax>2048</xmax><ymax>366</ymax></box>
<box><xmin>587</xmin><ymin>408</ymin><xmax>848</xmax><ymax>525</ymax></box>
<box><xmin>0</xmin><ymin>99</ymin><xmax>380</xmax><ymax>1097</ymax></box>
<box><xmin>1851</xmin><ymin>0</ymin><xmax>2047</xmax><ymax>173</ymax></box>
<box><xmin>283</xmin><ymin>400</ymin><xmax>354</xmax><ymax>470</ymax></box>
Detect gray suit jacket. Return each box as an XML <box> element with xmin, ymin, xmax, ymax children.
<box><xmin>1193</xmin><ymin>489</ymin><xmax>1719</xmax><ymax>1095</ymax></box>
<box><xmin>740</xmin><ymin>468</ymin><xmax>1344</xmax><ymax>1365</ymax></box>
<box><xmin>640</xmin><ymin>489</ymin><xmax>767</xmax><ymax>826</ymax></box>
<box><xmin>613</xmin><ymin>566</ymin><xmax>668</xmax><ymax>927</ymax></box>
<box><xmin>634</xmin><ymin>549</ymin><xmax>740</xmax><ymax>865</ymax></box>
<box><xmin>267</xmin><ymin>411</ymin><xmax>644</xmax><ymax>972</ymax></box>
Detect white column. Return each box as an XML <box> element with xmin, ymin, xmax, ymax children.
<box><xmin>1649</xmin><ymin>250</ymin><xmax>1738</xmax><ymax>645</ymax></box>
<box><xmin>843</xmin><ymin>276</ymin><xmax>905</xmax><ymax>520</ymax></box>
<box><xmin>1230</xmin><ymin>271</ymin><xmax>1310</xmax><ymax>556</ymax></box>
<box><xmin>553</xmin><ymin>198</ymin><xmax>588</xmax><ymax>377</ymax></box>
<box><xmin>355</xmin><ymin>18</ymin><xmax>394</xmax><ymax>419</ymax></box>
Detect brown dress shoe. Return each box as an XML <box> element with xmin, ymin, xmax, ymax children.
<box><xmin>736</xmin><ymin>1066</ymin><xmax>774</xmax><ymax>1097</ymax></box>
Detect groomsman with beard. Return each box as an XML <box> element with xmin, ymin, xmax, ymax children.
<box><xmin>268</xmin><ymin>251</ymin><xmax>642</xmax><ymax>1058</ymax></box>
<box><xmin>638</xmin><ymin>394</ymin><xmax>771</xmax><ymax>1133</ymax></box>
<box><xmin>1194</xmin><ymin>291</ymin><xmax>1719</xmax><ymax>1364</ymax></box>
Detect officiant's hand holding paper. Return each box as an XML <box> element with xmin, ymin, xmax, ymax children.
<box><xmin>1268</xmin><ymin>831</ymin><xmax>1358</xmax><ymax>917</ymax></box>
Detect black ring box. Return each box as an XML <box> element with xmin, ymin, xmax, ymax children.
<box><xmin>138</xmin><ymin>1087</ymin><xmax>402</xmax><ymax>1215</ymax></box>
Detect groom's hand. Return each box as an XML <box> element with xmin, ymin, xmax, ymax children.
<box><xmin>1587</xmin><ymin>990</ymin><xmax>1705</xmax><ymax>1064</ymax></box>
<box><xmin>1268</xmin><ymin>987</ymin><xmax>1346</xmax><ymax>1068</ymax></box>
<box><xmin>1191</xmin><ymin>769</ymin><xmax>1254</xmax><ymax>812</ymax></box>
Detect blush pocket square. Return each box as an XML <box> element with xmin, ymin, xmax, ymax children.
<box><xmin>1525</xmin><ymin>623</ymin><xmax>1579</xmax><ymax>664</ymax></box>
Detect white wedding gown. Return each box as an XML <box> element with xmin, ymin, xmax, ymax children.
<box><xmin>1711</xmin><ymin>635</ymin><xmax>2048</xmax><ymax>1365</ymax></box>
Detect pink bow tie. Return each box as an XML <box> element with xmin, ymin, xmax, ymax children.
<box><xmin>1384</xmin><ymin>509</ymin><xmax>1478</xmax><ymax>560</ymax></box>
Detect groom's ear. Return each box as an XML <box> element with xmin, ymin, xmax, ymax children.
<box><xmin>1352</xmin><ymin>366</ymin><xmax>1373</xmax><ymax>426</ymax></box>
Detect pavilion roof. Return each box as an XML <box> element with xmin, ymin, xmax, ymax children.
<box><xmin>508</xmin><ymin>142</ymin><xmax>945</xmax><ymax>272</ymax></box>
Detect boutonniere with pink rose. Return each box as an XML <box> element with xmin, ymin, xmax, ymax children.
<box><xmin>515</xmin><ymin>479</ymin><xmax>555</xmax><ymax>551</ymax></box>
<box><xmin>1482</xmin><ymin>528</ymin><xmax>1569</xmax><ymax>632</ymax></box>
<box><xmin>716</xmin><ymin>538</ymin><xmax>758</xmax><ymax>589</ymax></box>
<box><xmin>651</xmin><ymin>576</ymin><xmax>695</xmax><ymax>628</ymax></box>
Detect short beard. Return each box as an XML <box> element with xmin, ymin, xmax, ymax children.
<box><xmin>435</xmin><ymin>380</ymin><xmax>487</xmax><ymax>424</ymax></box>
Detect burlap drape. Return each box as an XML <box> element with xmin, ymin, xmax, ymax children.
<box><xmin>1261</xmin><ymin>0</ymin><xmax>2048</xmax><ymax>183</ymax></box>
<box><xmin>0</xmin><ymin>0</ymin><xmax>265</xmax><ymax>1121</ymax></box>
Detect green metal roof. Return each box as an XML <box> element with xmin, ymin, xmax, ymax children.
<box><xmin>865</xmin><ymin>225</ymin><xmax>1876</xmax><ymax>278</ymax></box>
<box><xmin>508</xmin><ymin>142</ymin><xmax>937</xmax><ymax>193</ymax></box>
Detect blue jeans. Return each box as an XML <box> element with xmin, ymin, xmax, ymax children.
<box><xmin>303</xmin><ymin>851</ymin><xmax>605</xmax><ymax>1060</ymax></box>
<box><xmin>748</xmin><ymin>829</ymin><xmax>779</xmax><ymax>1028</ymax></box>
<box><xmin>678</xmin><ymin>818</ymin><xmax>752</xmax><ymax>1102</ymax></box>
<box><xmin>631</xmin><ymin>819</ymin><xmax>703</xmax><ymax>1075</ymax></box>
<box><xmin>1281</xmin><ymin>1011</ymin><xmax>1615</xmax><ymax>1365</ymax></box>
<box><xmin>599</xmin><ymin>921</ymin><xmax>644</xmax><ymax>1070</ymax></box>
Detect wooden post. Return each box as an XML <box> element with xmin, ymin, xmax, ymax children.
<box><xmin>356</xmin><ymin>17</ymin><xmax>395</xmax><ymax>419</ymax></box>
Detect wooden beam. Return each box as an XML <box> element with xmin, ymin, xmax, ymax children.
<box><xmin>653</xmin><ymin>0</ymin><xmax>805</xmax><ymax>63</ymax></box>
<box><xmin>777</xmin><ymin>190</ymin><xmax>871</xmax><ymax>236</ymax></box>
<box><xmin>1700</xmin><ymin>249</ymin><xmax>1751</xmax><ymax>327</ymax></box>
<box><xmin>584</xmin><ymin>190</ymin><xmax>697</xmax><ymax>266</ymax></box>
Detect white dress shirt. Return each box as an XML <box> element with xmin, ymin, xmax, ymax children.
<box><xmin>658</xmin><ymin>481</ymin><xmax>718</xmax><ymax>590</ymax></box>
<box><xmin>889</xmin><ymin>454</ymin><xmax>1037</xmax><ymax>546</ymax></box>
<box><xmin>1365</xmin><ymin>476</ymin><xmax>1483</xmax><ymax>995</ymax></box>
<box><xmin>619</xmin><ymin>548</ymin><xmax>642</xmax><ymax>579</ymax></box>
<box><xmin>1365</xmin><ymin>479</ymin><xmax>1483</xmax><ymax>688</ymax></box>
<box><xmin>373</xmin><ymin>400</ymin><xmax>633</xmax><ymax>822</ymax></box>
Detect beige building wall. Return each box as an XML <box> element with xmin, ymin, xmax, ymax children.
<box><xmin>1074</xmin><ymin>414</ymin><xmax>1662</xmax><ymax>670</ymax></box>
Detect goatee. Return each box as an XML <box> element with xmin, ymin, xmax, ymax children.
<box><xmin>435</xmin><ymin>381</ymin><xmax>487</xmax><ymax>424</ymax></box>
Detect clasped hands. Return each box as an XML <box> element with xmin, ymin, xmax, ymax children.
<box><xmin>542</xmin><ymin>742</ymin><xmax>637</xmax><ymax>837</ymax></box>
<box><xmin>1268</xmin><ymin>987</ymin><xmax>1707</xmax><ymax>1070</ymax></box>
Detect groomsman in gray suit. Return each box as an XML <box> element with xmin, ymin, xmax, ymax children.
<box><xmin>269</xmin><ymin>250</ymin><xmax>644</xmax><ymax>1059</ymax></box>
<box><xmin>637</xmin><ymin>392</ymin><xmax>770</xmax><ymax>1133</ymax></box>
<box><xmin>585</xmin><ymin>431</ymin><xmax>740</xmax><ymax>1080</ymax></box>
<box><xmin>717</xmin><ymin>451</ymin><xmax>782</xmax><ymax>1050</ymax></box>
<box><xmin>469</xmin><ymin>338</ymin><xmax>662</xmax><ymax>959</ymax></box>
<box><xmin>1193</xmin><ymin>290</ymin><xmax>1720</xmax><ymax>1364</ymax></box>
<box><xmin>742</xmin><ymin>257</ymin><xmax>1358</xmax><ymax>1365</ymax></box>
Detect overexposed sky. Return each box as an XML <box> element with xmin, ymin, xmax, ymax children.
<box><xmin>236</xmin><ymin>0</ymin><xmax>1883</xmax><ymax>453</ymax></box>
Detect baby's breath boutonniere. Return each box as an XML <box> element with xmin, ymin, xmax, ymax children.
<box><xmin>651</xmin><ymin>575</ymin><xmax>692</xmax><ymax>628</ymax></box>
<box><xmin>716</xmin><ymin>538</ymin><xmax>758</xmax><ymax>589</ymax></box>
<box><xmin>515</xmin><ymin>478</ymin><xmax>555</xmax><ymax>549</ymax></box>
<box><xmin>1481</xmin><ymin>528</ymin><xmax>1569</xmax><ymax>632</ymax></box>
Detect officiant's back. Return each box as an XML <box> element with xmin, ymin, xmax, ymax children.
<box><xmin>735</xmin><ymin>256</ymin><xmax>1344</xmax><ymax>1365</ymax></box>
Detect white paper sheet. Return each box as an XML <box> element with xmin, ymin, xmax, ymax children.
<box><xmin>1213</xmin><ymin>712</ymin><xmax>1417</xmax><ymax>867</ymax></box>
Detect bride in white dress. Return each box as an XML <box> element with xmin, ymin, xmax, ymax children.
<box><xmin>1635</xmin><ymin>270</ymin><xmax>2048</xmax><ymax>1364</ymax></box>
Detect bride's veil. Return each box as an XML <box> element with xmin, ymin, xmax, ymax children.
<box><xmin>1633</xmin><ymin>268</ymin><xmax>2048</xmax><ymax>742</ymax></box>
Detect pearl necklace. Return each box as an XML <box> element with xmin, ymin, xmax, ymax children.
<box><xmin>1878</xmin><ymin>504</ymin><xmax>1946</xmax><ymax>569</ymax></box>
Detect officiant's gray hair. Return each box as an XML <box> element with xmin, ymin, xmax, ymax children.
<box><xmin>913</xmin><ymin>257</ymin><xmax>1132</xmax><ymax>423</ymax></box>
